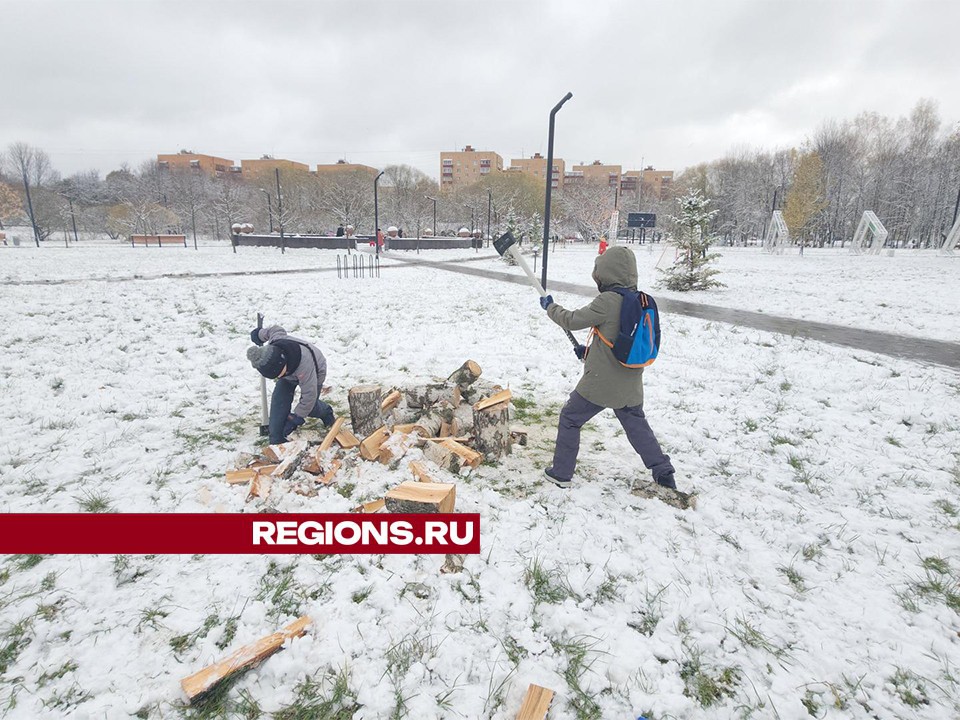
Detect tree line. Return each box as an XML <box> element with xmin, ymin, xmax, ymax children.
<box><xmin>2</xmin><ymin>99</ymin><xmax>958</xmax><ymax>249</ymax></box>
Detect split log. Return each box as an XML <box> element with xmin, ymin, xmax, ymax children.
<box><xmin>335</xmin><ymin>429</ymin><xmax>360</xmax><ymax>450</ymax></box>
<box><xmin>385</xmin><ymin>481</ymin><xmax>456</xmax><ymax>514</ymax></box>
<box><xmin>351</xmin><ymin>498</ymin><xmax>386</xmax><ymax>514</ymax></box>
<box><xmin>379</xmin><ymin>433</ymin><xmax>417</xmax><ymax>466</ymax></box>
<box><xmin>474</xmin><ymin>389</ymin><xmax>512</xmax><ymax>412</ymax></box>
<box><xmin>348</xmin><ymin>385</ymin><xmax>384</xmax><ymax>438</ymax></box>
<box><xmin>380</xmin><ymin>389</ymin><xmax>402</xmax><ymax>413</ymax></box>
<box><xmin>300</xmin><ymin>451</ymin><xmax>323</xmax><ymax>475</ymax></box>
<box><xmin>247</xmin><ymin>473</ymin><xmax>272</xmax><ymax>502</ymax></box>
<box><xmin>412</xmin><ymin>411</ymin><xmax>443</xmax><ymax>438</ymax></box>
<box><xmin>446</xmin><ymin>360</ymin><xmax>482</xmax><ymax>389</ymax></box>
<box><xmin>180</xmin><ymin>616</ymin><xmax>311</xmax><ymax>702</ymax></box>
<box><xmin>319</xmin><ymin>417</ymin><xmax>345</xmax><ymax>453</ymax></box>
<box><xmin>359</xmin><ymin>426</ymin><xmax>390</xmax><ymax>461</ymax></box>
<box><xmin>631</xmin><ymin>481</ymin><xmax>698</xmax><ymax>510</ymax></box>
<box><xmin>473</xmin><ymin>401</ymin><xmax>511</xmax><ymax>460</ymax></box>
<box><xmin>461</xmin><ymin>380</ymin><xmax>503</xmax><ymax>405</ymax></box>
<box><xmin>225</xmin><ymin>469</ymin><xmax>259</xmax><ymax>485</ymax></box>
<box><xmin>515</xmin><ymin>684</ymin><xmax>555</xmax><ymax>720</ymax></box>
<box><xmin>392</xmin><ymin>423</ymin><xmax>418</xmax><ymax>435</ymax></box>
<box><xmin>262</xmin><ymin>440</ymin><xmax>307</xmax><ymax>463</ymax></box>
<box><xmin>510</xmin><ymin>427</ymin><xmax>529</xmax><ymax>447</ymax></box>
<box><xmin>271</xmin><ymin>444</ymin><xmax>308</xmax><ymax>479</ymax></box>
<box><xmin>439</xmin><ymin>421</ymin><xmax>452</xmax><ymax>438</ymax></box>
<box><xmin>409</xmin><ymin>460</ymin><xmax>438</xmax><ymax>483</ymax></box>
<box><xmin>423</xmin><ymin>439</ymin><xmax>482</xmax><ymax>474</ymax></box>
<box><xmin>318</xmin><ymin>459</ymin><xmax>341</xmax><ymax>486</ymax></box>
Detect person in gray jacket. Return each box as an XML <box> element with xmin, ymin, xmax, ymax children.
<box><xmin>247</xmin><ymin>325</ymin><xmax>335</xmax><ymax>444</ymax></box>
<box><xmin>540</xmin><ymin>245</ymin><xmax>676</xmax><ymax>489</ymax></box>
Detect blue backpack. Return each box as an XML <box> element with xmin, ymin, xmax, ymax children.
<box><xmin>591</xmin><ymin>288</ymin><xmax>660</xmax><ymax>368</ymax></box>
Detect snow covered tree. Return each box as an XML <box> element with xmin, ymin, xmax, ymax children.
<box><xmin>659</xmin><ymin>189</ymin><xmax>724</xmax><ymax>291</ymax></box>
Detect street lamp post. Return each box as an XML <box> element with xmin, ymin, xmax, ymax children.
<box><xmin>425</xmin><ymin>196</ymin><xmax>437</xmax><ymax>239</ymax></box>
<box><xmin>374</xmin><ymin>171</ymin><xmax>385</xmax><ymax>257</ymax></box>
<box><xmin>541</xmin><ymin>91</ymin><xmax>573</xmax><ymax>291</ymax></box>
<box><xmin>487</xmin><ymin>190</ymin><xmax>492</xmax><ymax>247</ymax></box>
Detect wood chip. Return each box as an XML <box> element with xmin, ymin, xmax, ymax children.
<box><xmin>319</xmin><ymin>417</ymin><xmax>345</xmax><ymax>453</ymax></box>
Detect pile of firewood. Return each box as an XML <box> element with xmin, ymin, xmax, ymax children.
<box><xmin>224</xmin><ymin>360</ymin><xmax>523</xmax><ymax>508</ymax></box>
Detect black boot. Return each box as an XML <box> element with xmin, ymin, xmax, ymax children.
<box><xmin>656</xmin><ymin>473</ymin><xmax>677</xmax><ymax>490</ymax></box>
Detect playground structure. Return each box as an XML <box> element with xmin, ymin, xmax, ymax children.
<box><xmin>849</xmin><ymin>211</ymin><xmax>889</xmax><ymax>255</ymax></box>
<box><xmin>940</xmin><ymin>215</ymin><xmax>959</xmax><ymax>256</ymax></box>
<box><xmin>762</xmin><ymin>211</ymin><xmax>789</xmax><ymax>254</ymax></box>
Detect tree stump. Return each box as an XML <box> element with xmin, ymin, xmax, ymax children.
<box><xmin>446</xmin><ymin>360</ymin><xmax>482</xmax><ymax>389</ymax></box>
<box><xmin>349</xmin><ymin>385</ymin><xmax>383</xmax><ymax>437</ymax></box>
<box><xmin>473</xmin><ymin>401</ymin><xmax>511</xmax><ymax>460</ymax></box>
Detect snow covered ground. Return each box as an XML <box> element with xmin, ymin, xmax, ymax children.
<box><xmin>1</xmin><ymin>243</ymin><xmax>959</xmax><ymax>718</ymax></box>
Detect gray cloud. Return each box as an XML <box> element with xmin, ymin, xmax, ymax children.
<box><xmin>3</xmin><ymin>0</ymin><xmax>958</xmax><ymax>179</ymax></box>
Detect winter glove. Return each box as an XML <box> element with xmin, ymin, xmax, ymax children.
<box><xmin>282</xmin><ymin>414</ymin><xmax>305</xmax><ymax>438</ymax></box>
<box><xmin>574</xmin><ymin>344</ymin><xmax>587</xmax><ymax>360</ymax></box>
<box><xmin>539</xmin><ymin>294</ymin><xmax>554</xmax><ymax>310</ymax></box>
<box><xmin>250</xmin><ymin>328</ymin><xmax>264</xmax><ymax>345</ymax></box>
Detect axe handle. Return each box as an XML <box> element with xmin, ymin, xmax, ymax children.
<box><xmin>509</xmin><ymin>247</ymin><xmax>581</xmax><ymax>351</ymax></box>
<box><xmin>257</xmin><ymin>314</ymin><xmax>269</xmax><ymax>427</ymax></box>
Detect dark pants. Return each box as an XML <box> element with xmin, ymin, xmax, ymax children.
<box><xmin>269</xmin><ymin>379</ymin><xmax>334</xmax><ymax>444</ymax></box>
<box><xmin>551</xmin><ymin>391</ymin><xmax>674</xmax><ymax>482</ymax></box>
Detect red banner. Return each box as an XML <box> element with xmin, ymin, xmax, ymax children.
<box><xmin>0</xmin><ymin>514</ymin><xmax>480</xmax><ymax>554</ymax></box>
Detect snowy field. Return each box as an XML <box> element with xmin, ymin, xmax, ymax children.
<box><xmin>1</xmin><ymin>243</ymin><xmax>959</xmax><ymax>718</ymax></box>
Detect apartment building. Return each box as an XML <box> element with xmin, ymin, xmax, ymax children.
<box><xmin>240</xmin><ymin>156</ymin><xmax>311</xmax><ymax>177</ymax></box>
<box><xmin>571</xmin><ymin>161</ymin><xmax>622</xmax><ymax>188</ymax></box>
<box><xmin>315</xmin><ymin>160</ymin><xmax>380</xmax><ymax>177</ymax></box>
<box><xmin>157</xmin><ymin>151</ymin><xmax>234</xmax><ymax>176</ymax></box>
<box><xmin>440</xmin><ymin>145</ymin><xmax>503</xmax><ymax>189</ymax></box>
<box><xmin>509</xmin><ymin>152</ymin><xmax>565</xmax><ymax>189</ymax></box>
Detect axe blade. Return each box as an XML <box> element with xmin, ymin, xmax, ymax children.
<box><xmin>493</xmin><ymin>231</ymin><xmax>518</xmax><ymax>257</ymax></box>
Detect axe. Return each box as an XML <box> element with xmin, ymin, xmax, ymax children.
<box><xmin>257</xmin><ymin>313</ymin><xmax>269</xmax><ymax>436</ymax></box>
<box><xmin>493</xmin><ymin>231</ymin><xmax>581</xmax><ymax>354</ymax></box>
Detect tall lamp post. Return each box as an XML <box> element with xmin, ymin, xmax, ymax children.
<box><xmin>374</xmin><ymin>170</ymin><xmax>385</xmax><ymax>257</ymax></box>
<box><xmin>425</xmin><ymin>195</ymin><xmax>437</xmax><ymax>238</ymax></box>
<box><xmin>275</xmin><ymin>168</ymin><xmax>285</xmax><ymax>255</ymax></box>
<box><xmin>260</xmin><ymin>189</ymin><xmax>274</xmax><ymax>233</ymax></box>
<box><xmin>486</xmin><ymin>189</ymin><xmax>492</xmax><ymax>247</ymax></box>
<box><xmin>541</xmin><ymin>91</ymin><xmax>573</xmax><ymax>291</ymax></box>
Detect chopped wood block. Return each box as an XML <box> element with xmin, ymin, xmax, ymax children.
<box><xmin>385</xmin><ymin>481</ymin><xmax>456</xmax><ymax>514</ymax></box>
<box><xmin>380</xmin><ymin>389</ymin><xmax>402</xmax><ymax>412</ymax></box>
<box><xmin>392</xmin><ymin>423</ymin><xmax>417</xmax><ymax>434</ymax></box>
<box><xmin>252</xmin><ymin>464</ymin><xmax>278</xmax><ymax>475</ymax></box>
<box><xmin>473</xmin><ymin>389</ymin><xmax>512</xmax><ymax>412</ymax></box>
<box><xmin>301</xmin><ymin>451</ymin><xmax>322</xmax><ymax>475</ymax></box>
<box><xmin>439</xmin><ymin>421</ymin><xmax>452</xmax><ymax>438</ymax></box>
<box><xmin>409</xmin><ymin>460</ymin><xmax>437</xmax><ymax>483</ymax></box>
<box><xmin>271</xmin><ymin>444</ymin><xmax>308</xmax><ymax>479</ymax></box>
<box><xmin>440</xmin><ymin>553</ymin><xmax>466</xmax><ymax>574</ymax></box>
<box><xmin>510</xmin><ymin>427</ymin><xmax>529</xmax><ymax>447</ymax></box>
<box><xmin>443</xmin><ymin>439</ymin><xmax>482</xmax><ymax>468</ymax></box>
<box><xmin>359</xmin><ymin>426</ymin><xmax>390</xmax><ymax>461</ymax></box>
<box><xmin>335</xmin><ymin>429</ymin><xmax>361</xmax><ymax>449</ymax></box>
<box><xmin>247</xmin><ymin>473</ymin><xmax>272</xmax><ymax>502</ymax></box>
<box><xmin>412</xmin><ymin>412</ymin><xmax>442</xmax><ymax>438</ymax></box>
<box><xmin>180</xmin><ymin>616</ymin><xmax>311</xmax><ymax>702</ymax></box>
<box><xmin>447</xmin><ymin>360</ymin><xmax>482</xmax><ymax>388</ymax></box>
<box><xmin>262</xmin><ymin>440</ymin><xmax>307</xmax><ymax>463</ymax></box>
<box><xmin>317</xmin><ymin>459</ymin><xmax>341</xmax><ymax>486</ymax></box>
<box><xmin>474</xmin><ymin>401</ymin><xmax>511</xmax><ymax>460</ymax></box>
<box><xmin>425</xmin><ymin>436</ymin><xmax>471</xmax><ymax>444</ymax></box>
<box><xmin>225</xmin><ymin>469</ymin><xmax>258</xmax><ymax>485</ymax></box>
<box><xmin>319</xmin><ymin>417</ymin><xmax>345</xmax><ymax>453</ymax></box>
<box><xmin>351</xmin><ymin>498</ymin><xmax>386</xmax><ymax>514</ymax></box>
<box><xmin>515</xmin><ymin>684</ymin><xmax>555</xmax><ymax>720</ymax></box>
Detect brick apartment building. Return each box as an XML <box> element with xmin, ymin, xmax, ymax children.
<box><xmin>509</xmin><ymin>152</ymin><xmax>565</xmax><ymax>190</ymax></box>
<box><xmin>157</xmin><ymin>151</ymin><xmax>234</xmax><ymax>176</ymax></box>
<box><xmin>440</xmin><ymin>145</ymin><xmax>504</xmax><ymax>189</ymax></box>
<box><xmin>240</xmin><ymin>156</ymin><xmax>311</xmax><ymax>176</ymax></box>
<box><xmin>315</xmin><ymin>160</ymin><xmax>380</xmax><ymax>177</ymax></box>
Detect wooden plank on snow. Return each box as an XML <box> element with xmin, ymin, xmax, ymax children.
<box><xmin>180</xmin><ymin>616</ymin><xmax>312</xmax><ymax>702</ymax></box>
<box><xmin>515</xmin><ymin>684</ymin><xmax>555</xmax><ymax>720</ymax></box>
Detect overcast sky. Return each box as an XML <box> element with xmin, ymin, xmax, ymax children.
<box><xmin>4</xmin><ymin>0</ymin><xmax>959</xmax><ymax>180</ymax></box>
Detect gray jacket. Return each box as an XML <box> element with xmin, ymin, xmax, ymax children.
<box><xmin>255</xmin><ymin>325</ymin><xmax>327</xmax><ymax>418</ymax></box>
<box><xmin>546</xmin><ymin>246</ymin><xmax>645</xmax><ymax>409</ymax></box>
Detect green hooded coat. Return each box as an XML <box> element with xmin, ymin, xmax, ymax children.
<box><xmin>546</xmin><ymin>245</ymin><xmax>645</xmax><ymax>409</ymax></box>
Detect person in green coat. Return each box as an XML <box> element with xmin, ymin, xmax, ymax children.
<box><xmin>539</xmin><ymin>245</ymin><xmax>676</xmax><ymax>489</ymax></box>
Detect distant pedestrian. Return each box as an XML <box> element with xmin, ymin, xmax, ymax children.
<box><xmin>598</xmin><ymin>236</ymin><xmax>608</xmax><ymax>255</ymax></box>
<box><xmin>336</xmin><ymin>224</ymin><xmax>345</xmax><ymax>237</ymax></box>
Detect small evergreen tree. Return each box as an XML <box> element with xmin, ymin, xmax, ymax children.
<box><xmin>659</xmin><ymin>189</ymin><xmax>724</xmax><ymax>291</ymax></box>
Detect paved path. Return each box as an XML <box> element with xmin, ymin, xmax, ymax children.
<box><xmin>388</xmin><ymin>253</ymin><xmax>960</xmax><ymax>371</ymax></box>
